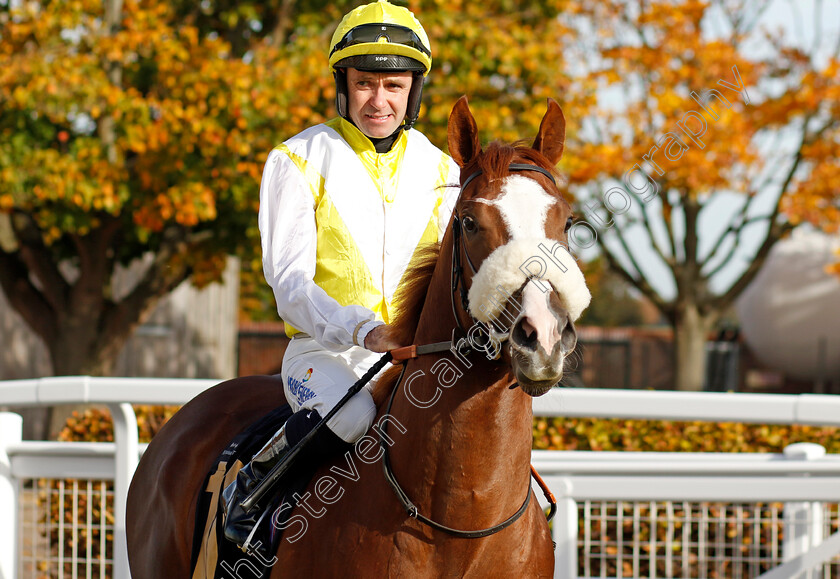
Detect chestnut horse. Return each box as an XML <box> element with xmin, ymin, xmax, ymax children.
<box><xmin>126</xmin><ymin>96</ymin><xmax>590</xmax><ymax>577</ymax></box>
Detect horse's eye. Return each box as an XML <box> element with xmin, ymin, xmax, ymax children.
<box><xmin>463</xmin><ymin>215</ymin><xmax>478</xmax><ymax>234</ymax></box>
<box><xmin>564</xmin><ymin>217</ymin><xmax>573</xmax><ymax>233</ymax></box>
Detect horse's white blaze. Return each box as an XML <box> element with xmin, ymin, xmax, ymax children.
<box><xmin>468</xmin><ymin>175</ymin><xmax>591</xmax><ymax>325</ymax></box>
<box><xmin>520</xmin><ymin>281</ymin><xmax>562</xmax><ymax>355</ymax></box>
<box><xmin>474</xmin><ymin>175</ymin><xmax>555</xmax><ymax>240</ymax></box>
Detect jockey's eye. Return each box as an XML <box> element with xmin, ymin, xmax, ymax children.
<box><xmin>564</xmin><ymin>217</ymin><xmax>573</xmax><ymax>233</ymax></box>
<box><xmin>462</xmin><ymin>215</ymin><xmax>478</xmax><ymax>234</ymax></box>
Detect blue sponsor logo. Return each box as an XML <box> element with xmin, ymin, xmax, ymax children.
<box><xmin>287</xmin><ymin>374</ymin><xmax>315</xmax><ymax>404</ymax></box>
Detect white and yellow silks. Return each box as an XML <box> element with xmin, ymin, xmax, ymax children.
<box><xmin>259</xmin><ymin>117</ymin><xmax>459</xmax><ymax>352</ymax></box>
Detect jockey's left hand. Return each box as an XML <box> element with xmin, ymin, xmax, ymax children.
<box><xmin>364</xmin><ymin>324</ymin><xmax>404</xmax><ymax>353</ymax></box>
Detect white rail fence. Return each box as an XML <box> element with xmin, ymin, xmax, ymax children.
<box><xmin>4</xmin><ymin>379</ymin><xmax>840</xmax><ymax>579</ymax></box>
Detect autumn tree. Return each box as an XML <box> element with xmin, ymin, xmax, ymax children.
<box><xmin>0</xmin><ymin>0</ymin><xmax>291</xmax><ymax>375</ymax></box>
<box><xmin>564</xmin><ymin>0</ymin><xmax>840</xmax><ymax>390</ymax></box>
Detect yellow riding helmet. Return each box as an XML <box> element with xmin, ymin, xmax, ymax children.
<box><xmin>329</xmin><ymin>0</ymin><xmax>432</xmax><ymax>76</ymax></box>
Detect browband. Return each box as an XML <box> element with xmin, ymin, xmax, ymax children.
<box><xmin>460</xmin><ymin>163</ymin><xmax>557</xmax><ymax>192</ymax></box>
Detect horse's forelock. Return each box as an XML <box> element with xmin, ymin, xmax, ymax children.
<box><xmin>469</xmin><ymin>141</ymin><xmax>560</xmax><ymax>196</ymax></box>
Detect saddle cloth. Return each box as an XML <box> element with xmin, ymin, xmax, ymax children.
<box><xmin>189</xmin><ymin>404</ymin><xmax>316</xmax><ymax>579</ymax></box>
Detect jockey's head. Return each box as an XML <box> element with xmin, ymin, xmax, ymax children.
<box><xmin>329</xmin><ymin>0</ymin><xmax>431</xmax><ymax>138</ymax></box>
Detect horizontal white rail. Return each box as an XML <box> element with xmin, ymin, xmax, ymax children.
<box><xmin>8</xmin><ymin>443</ymin><xmax>837</xmax><ymax>501</ymax></box>
<box><xmin>0</xmin><ymin>376</ymin><xmax>217</xmax><ymax>406</ymax></box>
<box><xmin>4</xmin><ymin>377</ymin><xmax>840</xmax><ymax>426</ymax></box>
<box><xmin>8</xmin><ymin>442</ymin><xmax>148</xmax><ymax>480</ymax></box>
<box><xmin>8</xmin><ymin>437</ymin><xmax>839</xmax><ymax>578</ymax></box>
<box><xmin>535</xmin><ymin>388</ymin><xmax>840</xmax><ymax>426</ymax></box>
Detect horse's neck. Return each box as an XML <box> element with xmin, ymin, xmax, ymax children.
<box><xmin>387</xmin><ymin>243</ymin><xmax>534</xmax><ymax>516</ymax></box>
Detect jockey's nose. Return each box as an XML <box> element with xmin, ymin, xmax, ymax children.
<box><xmin>370</xmin><ymin>85</ymin><xmax>389</xmax><ymax>110</ymax></box>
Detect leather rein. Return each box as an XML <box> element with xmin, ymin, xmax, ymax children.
<box><xmin>377</xmin><ymin>163</ymin><xmax>558</xmax><ymax>539</ymax></box>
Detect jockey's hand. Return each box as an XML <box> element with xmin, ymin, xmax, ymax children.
<box><xmin>364</xmin><ymin>324</ymin><xmax>403</xmax><ymax>353</ymax></box>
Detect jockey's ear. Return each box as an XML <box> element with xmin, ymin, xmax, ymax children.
<box><xmin>448</xmin><ymin>95</ymin><xmax>482</xmax><ymax>168</ymax></box>
<box><xmin>532</xmin><ymin>98</ymin><xmax>566</xmax><ymax>165</ymax></box>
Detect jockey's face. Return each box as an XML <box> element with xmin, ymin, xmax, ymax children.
<box><xmin>346</xmin><ymin>68</ymin><xmax>412</xmax><ymax>139</ymax></box>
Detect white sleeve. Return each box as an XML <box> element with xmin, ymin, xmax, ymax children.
<box><xmin>437</xmin><ymin>158</ymin><xmax>461</xmax><ymax>241</ymax></box>
<box><xmin>258</xmin><ymin>148</ymin><xmax>383</xmax><ymax>351</ymax></box>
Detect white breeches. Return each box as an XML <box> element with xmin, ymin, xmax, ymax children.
<box><xmin>281</xmin><ymin>336</ymin><xmax>381</xmax><ymax>443</ymax></box>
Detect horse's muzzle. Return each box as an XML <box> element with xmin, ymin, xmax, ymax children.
<box><xmin>508</xmin><ymin>282</ymin><xmax>577</xmax><ymax>396</ymax></box>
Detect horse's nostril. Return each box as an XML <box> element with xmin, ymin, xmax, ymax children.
<box><xmin>561</xmin><ymin>318</ymin><xmax>577</xmax><ymax>353</ymax></box>
<box><xmin>512</xmin><ymin>318</ymin><xmax>539</xmax><ymax>351</ymax></box>
<box><xmin>521</xmin><ymin>318</ymin><xmax>536</xmax><ymax>340</ymax></box>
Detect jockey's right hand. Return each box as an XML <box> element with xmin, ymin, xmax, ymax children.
<box><xmin>364</xmin><ymin>324</ymin><xmax>404</xmax><ymax>353</ymax></box>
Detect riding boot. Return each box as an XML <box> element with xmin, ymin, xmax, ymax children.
<box><xmin>221</xmin><ymin>409</ymin><xmax>353</xmax><ymax>550</ymax></box>
<box><xmin>221</xmin><ymin>424</ymin><xmax>289</xmax><ymax>548</ymax></box>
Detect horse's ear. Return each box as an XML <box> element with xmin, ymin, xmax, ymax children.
<box><xmin>448</xmin><ymin>95</ymin><xmax>482</xmax><ymax>168</ymax></box>
<box><xmin>532</xmin><ymin>98</ymin><xmax>566</xmax><ymax>165</ymax></box>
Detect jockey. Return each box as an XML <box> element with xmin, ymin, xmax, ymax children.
<box><xmin>222</xmin><ymin>0</ymin><xmax>460</xmax><ymax>547</ymax></box>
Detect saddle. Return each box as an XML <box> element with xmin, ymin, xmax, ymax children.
<box><xmin>189</xmin><ymin>404</ymin><xmax>316</xmax><ymax>579</ymax></box>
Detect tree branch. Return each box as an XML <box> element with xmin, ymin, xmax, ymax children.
<box><xmin>703</xmin><ymin>212</ymin><xmax>776</xmax><ymax>279</ymax></box>
<box><xmin>11</xmin><ymin>212</ymin><xmax>70</xmax><ymax>312</ymax></box>
<box><xmin>599</xmin><ymin>238</ymin><xmax>670</xmax><ymax>316</ymax></box>
<box><xmin>594</xmin><ymin>206</ymin><xmax>669</xmax><ymax>313</ymax></box>
<box><xmin>634</xmin><ymin>187</ymin><xmax>676</xmax><ymax>270</ymax></box>
<box><xmin>0</xmin><ymin>249</ymin><xmax>57</xmax><ymax>341</ymax></box>
<box><xmin>67</xmin><ymin>216</ymin><xmax>123</xmax><ymax>320</ymax></box>
<box><xmin>658</xmin><ymin>189</ymin><xmax>679</xmax><ymax>262</ymax></box>
<box><xmin>713</xmin><ymin>121</ymin><xmax>812</xmax><ymax>311</ymax></box>
<box><xmin>96</xmin><ymin>226</ymin><xmax>194</xmax><ymax>356</ymax></box>
<box><xmin>700</xmin><ymin>188</ymin><xmax>753</xmax><ymax>271</ymax></box>
<box><xmin>270</xmin><ymin>0</ymin><xmax>295</xmax><ymax>46</ymax></box>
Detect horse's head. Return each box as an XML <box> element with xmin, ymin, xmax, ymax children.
<box><xmin>447</xmin><ymin>96</ymin><xmax>591</xmax><ymax>396</ymax></box>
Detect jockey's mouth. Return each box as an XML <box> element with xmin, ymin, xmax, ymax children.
<box><xmin>366</xmin><ymin>112</ymin><xmax>394</xmax><ymax>122</ymax></box>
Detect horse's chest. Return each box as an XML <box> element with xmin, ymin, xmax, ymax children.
<box><xmin>274</xmin><ymin>525</ymin><xmax>551</xmax><ymax>578</ymax></box>
<box><xmin>383</xmin><ymin>535</ymin><xmax>552</xmax><ymax>578</ymax></box>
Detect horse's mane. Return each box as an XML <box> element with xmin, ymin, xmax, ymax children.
<box><xmin>372</xmin><ymin>242</ymin><xmax>441</xmax><ymax>407</ymax></box>
<box><xmin>387</xmin><ymin>243</ymin><xmax>442</xmax><ymax>347</ymax></box>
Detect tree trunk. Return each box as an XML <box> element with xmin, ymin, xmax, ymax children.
<box><xmin>672</xmin><ymin>304</ymin><xmax>716</xmax><ymax>391</ymax></box>
<box><xmin>49</xmin><ymin>332</ymin><xmax>117</xmax><ymax>376</ymax></box>
<box><xmin>45</xmin><ymin>325</ymin><xmax>122</xmax><ymax>439</ymax></box>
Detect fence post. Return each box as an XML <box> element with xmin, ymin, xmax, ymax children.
<box><xmin>783</xmin><ymin>442</ymin><xmax>826</xmax><ymax>578</ymax></box>
<box><xmin>0</xmin><ymin>412</ymin><xmax>23</xmax><ymax>579</ymax></box>
<box><xmin>552</xmin><ymin>478</ymin><xmax>578</xmax><ymax>579</ymax></box>
<box><xmin>109</xmin><ymin>403</ymin><xmax>139</xmax><ymax>579</ymax></box>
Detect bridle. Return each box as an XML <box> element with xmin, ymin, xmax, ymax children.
<box><xmin>450</xmin><ymin>163</ymin><xmax>558</xmax><ymax>353</ymax></box>
<box><xmin>378</xmin><ymin>162</ymin><xmax>559</xmax><ymax>539</ymax></box>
